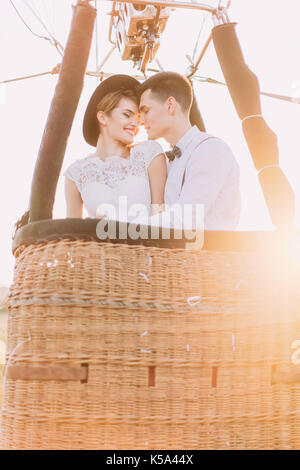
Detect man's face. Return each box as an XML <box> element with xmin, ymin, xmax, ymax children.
<box><xmin>139</xmin><ymin>89</ymin><xmax>171</xmax><ymax>140</ymax></box>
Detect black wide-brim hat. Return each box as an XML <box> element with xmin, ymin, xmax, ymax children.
<box><xmin>83</xmin><ymin>74</ymin><xmax>140</xmax><ymax>147</ymax></box>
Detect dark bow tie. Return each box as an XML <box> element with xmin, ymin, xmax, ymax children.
<box><xmin>166</xmin><ymin>145</ymin><xmax>182</xmax><ymax>162</ymax></box>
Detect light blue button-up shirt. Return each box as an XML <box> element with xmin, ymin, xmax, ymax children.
<box><xmin>164</xmin><ymin>126</ymin><xmax>241</xmax><ymax>230</ymax></box>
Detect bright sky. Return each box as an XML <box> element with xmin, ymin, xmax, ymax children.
<box><xmin>0</xmin><ymin>0</ymin><xmax>300</xmax><ymax>286</ymax></box>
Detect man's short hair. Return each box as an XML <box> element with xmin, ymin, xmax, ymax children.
<box><xmin>138</xmin><ymin>72</ymin><xmax>193</xmax><ymax>112</ymax></box>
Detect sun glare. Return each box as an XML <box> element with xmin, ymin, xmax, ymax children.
<box><xmin>1</xmin><ymin>0</ymin><xmax>300</xmax><ymax>285</ymax></box>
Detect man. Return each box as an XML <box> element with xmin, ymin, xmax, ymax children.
<box><xmin>138</xmin><ymin>72</ymin><xmax>241</xmax><ymax>230</ymax></box>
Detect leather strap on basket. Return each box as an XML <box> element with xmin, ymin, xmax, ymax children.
<box><xmin>6</xmin><ymin>364</ymin><xmax>88</xmax><ymax>382</ymax></box>
<box><xmin>271</xmin><ymin>364</ymin><xmax>300</xmax><ymax>384</ymax></box>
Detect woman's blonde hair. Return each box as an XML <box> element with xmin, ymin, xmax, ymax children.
<box><xmin>96</xmin><ymin>88</ymin><xmax>139</xmax><ymax>116</ymax></box>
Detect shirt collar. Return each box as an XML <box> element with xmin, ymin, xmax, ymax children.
<box><xmin>174</xmin><ymin>126</ymin><xmax>199</xmax><ymax>154</ymax></box>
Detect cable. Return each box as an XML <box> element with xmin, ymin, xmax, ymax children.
<box><xmin>187</xmin><ymin>33</ymin><xmax>212</xmax><ymax>79</ymax></box>
<box><xmin>9</xmin><ymin>0</ymin><xmax>64</xmax><ymax>57</ymax></box>
<box><xmin>9</xmin><ymin>0</ymin><xmax>49</xmax><ymax>40</ymax></box>
<box><xmin>23</xmin><ymin>0</ymin><xmax>64</xmax><ymax>55</ymax></box>
<box><xmin>192</xmin><ymin>75</ymin><xmax>300</xmax><ymax>104</ymax></box>
<box><xmin>192</xmin><ymin>15</ymin><xmax>206</xmax><ymax>63</ymax></box>
<box><xmin>2</xmin><ymin>66</ymin><xmax>300</xmax><ymax>106</ymax></box>
<box><xmin>23</xmin><ymin>0</ymin><xmax>64</xmax><ymax>56</ymax></box>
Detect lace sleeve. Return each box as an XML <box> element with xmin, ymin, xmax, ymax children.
<box><xmin>63</xmin><ymin>160</ymin><xmax>82</xmax><ymax>186</ymax></box>
<box><xmin>134</xmin><ymin>140</ymin><xmax>165</xmax><ymax>169</ymax></box>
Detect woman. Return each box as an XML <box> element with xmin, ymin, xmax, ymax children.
<box><xmin>64</xmin><ymin>75</ymin><xmax>167</xmax><ymax>221</ymax></box>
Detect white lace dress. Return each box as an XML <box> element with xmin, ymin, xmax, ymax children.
<box><xmin>64</xmin><ymin>140</ymin><xmax>164</xmax><ymax>220</ymax></box>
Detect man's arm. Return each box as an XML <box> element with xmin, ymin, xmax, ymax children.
<box><xmin>134</xmin><ymin>138</ymin><xmax>239</xmax><ymax>230</ymax></box>
<box><xmin>148</xmin><ymin>153</ymin><xmax>167</xmax><ymax>215</ymax></box>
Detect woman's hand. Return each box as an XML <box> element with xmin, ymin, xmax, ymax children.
<box><xmin>151</xmin><ymin>203</ymin><xmax>165</xmax><ymax>216</ymax></box>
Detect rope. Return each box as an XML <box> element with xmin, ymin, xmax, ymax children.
<box><xmin>8</xmin><ymin>295</ymin><xmax>251</xmax><ymax>315</ymax></box>
<box><xmin>2</xmin><ymin>64</ymin><xmax>300</xmax><ymax>108</ymax></box>
<box><xmin>0</xmin><ymin>64</ymin><xmax>61</xmax><ymax>85</ymax></box>
<box><xmin>193</xmin><ymin>75</ymin><xmax>300</xmax><ymax>105</ymax></box>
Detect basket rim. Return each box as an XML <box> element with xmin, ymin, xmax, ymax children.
<box><xmin>11</xmin><ymin>218</ymin><xmax>298</xmax><ymax>254</ymax></box>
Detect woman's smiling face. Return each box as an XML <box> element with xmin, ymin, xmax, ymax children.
<box><xmin>97</xmin><ymin>97</ymin><xmax>139</xmax><ymax>145</ymax></box>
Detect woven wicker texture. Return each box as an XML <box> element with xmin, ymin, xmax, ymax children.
<box><xmin>0</xmin><ymin>238</ymin><xmax>300</xmax><ymax>449</ymax></box>
<box><xmin>0</xmin><ymin>317</ymin><xmax>7</xmax><ymax>406</ymax></box>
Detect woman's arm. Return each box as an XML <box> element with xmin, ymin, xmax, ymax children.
<box><xmin>148</xmin><ymin>153</ymin><xmax>167</xmax><ymax>216</ymax></box>
<box><xmin>65</xmin><ymin>177</ymin><xmax>83</xmax><ymax>218</ymax></box>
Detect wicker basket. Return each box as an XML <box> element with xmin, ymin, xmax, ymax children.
<box><xmin>0</xmin><ymin>321</ymin><xmax>6</xmax><ymax>407</ymax></box>
<box><xmin>1</xmin><ymin>229</ymin><xmax>300</xmax><ymax>449</ymax></box>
